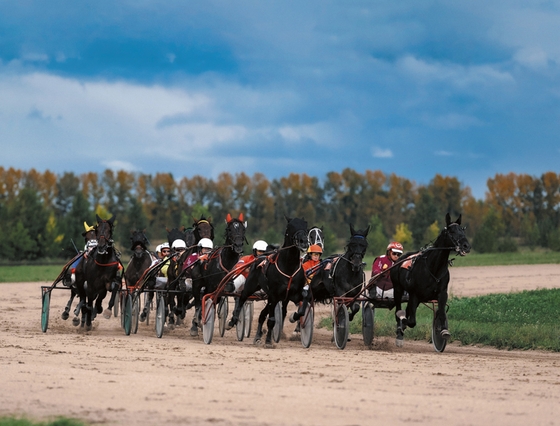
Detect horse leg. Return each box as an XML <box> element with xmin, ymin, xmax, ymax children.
<box><xmin>394</xmin><ymin>285</ymin><xmax>407</xmax><ymax>347</ymax></box>
<box><xmin>140</xmin><ymin>291</ymin><xmax>154</xmax><ymax>322</ymax></box>
<box><xmin>253</xmin><ymin>303</ymin><xmax>269</xmax><ymax>344</ymax></box>
<box><xmin>348</xmin><ymin>301</ymin><xmax>360</xmax><ymax>322</ymax></box>
<box><xmin>227</xmin><ymin>274</ymin><xmax>258</xmax><ymax>329</ymax></box>
<box><xmin>436</xmin><ymin>287</ymin><xmax>450</xmax><ymax>339</ymax></box>
<box><xmin>103</xmin><ymin>288</ymin><xmax>118</xmax><ymax>319</ymax></box>
<box><xmin>61</xmin><ymin>289</ymin><xmax>76</xmax><ymax>320</ymax></box>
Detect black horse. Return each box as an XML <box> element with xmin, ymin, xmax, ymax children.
<box><xmin>190</xmin><ymin>213</ymin><xmax>247</xmax><ymax>336</ymax></box>
<box><xmin>74</xmin><ymin>215</ymin><xmax>122</xmax><ymax>331</ymax></box>
<box><xmin>310</xmin><ymin>224</ymin><xmax>370</xmax><ymax>321</ymax></box>
<box><xmin>124</xmin><ymin>229</ymin><xmax>155</xmax><ymax>290</ymax></box>
<box><xmin>61</xmin><ymin>221</ymin><xmax>98</xmax><ymax>322</ymax></box>
<box><xmin>164</xmin><ymin>216</ymin><xmax>215</xmax><ymax>327</ymax></box>
<box><xmin>228</xmin><ymin>216</ymin><xmax>309</xmax><ymax>347</ymax></box>
<box><xmin>390</xmin><ymin>213</ymin><xmax>471</xmax><ymax>346</ymax></box>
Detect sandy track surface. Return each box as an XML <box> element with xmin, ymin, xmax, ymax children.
<box><xmin>1</xmin><ymin>264</ymin><xmax>560</xmax><ymax>425</ymax></box>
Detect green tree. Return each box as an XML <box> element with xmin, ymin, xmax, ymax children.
<box><xmin>392</xmin><ymin>223</ymin><xmax>413</xmax><ymax>249</ymax></box>
<box><xmin>472</xmin><ymin>209</ymin><xmax>505</xmax><ymax>253</ymax></box>
<box><xmin>368</xmin><ymin>215</ymin><xmax>387</xmax><ymax>257</ymax></box>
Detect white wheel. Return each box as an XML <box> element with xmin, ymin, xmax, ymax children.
<box><xmin>218</xmin><ymin>296</ymin><xmax>228</xmax><ymax>337</ymax></box>
<box><xmin>300</xmin><ymin>304</ymin><xmax>314</xmax><ymax>348</ymax></box>
<box><xmin>272</xmin><ymin>302</ymin><xmax>283</xmax><ymax>343</ymax></box>
<box><xmin>334</xmin><ymin>304</ymin><xmax>349</xmax><ymax>350</ymax></box>
<box><xmin>244</xmin><ymin>301</ymin><xmax>254</xmax><ymax>338</ymax></box>
<box><xmin>155</xmin><ymin>293</ymin><xmax>165</xmax><ymax>338</ymax></box>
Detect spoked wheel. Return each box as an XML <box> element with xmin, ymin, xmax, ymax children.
<box><xmin>131</xmin><ymin>292</ymin><xmax>140</xmax><ymax>334</ymax></box>
<box><xmin>432</xmin><ymin>310</ymin><xmax>448</xmax><ymax>353</ymax></box>
<box><xmin>272</xmin><ymin>302</ymin><xmax>283</xmax><ymax>343</ymax></box>
<box><xmin>202</xmin><ymin>298</ymin><xmax>215</xmax><ymax>344</ymax></box>
<box><xmin>155</xmin><ymin>293</ymin><xmax>165</xmax><ymax>338</ymax></box>
<box><xmin>218</xmin><ymin>296</ymin><xmax>228</xmax><ymax>337</ymax></box>
<box><xmin>123</xmin><ymin>294</ymin><xmax>132</xmax><ymax>335</ymax></box>
<box><xmin>362</xmin><ymin>303</ymin><xmax>375</xmax><ymax>347</ymax></box>
<box><xmin>41</xmin><ymin>290</ymin><xmax>51</xmax><ymax>333</ymax></box>
<box><xmin>300</xmin><ymin>304</ymin><xmax>314</xmax><ymax>349</ymax></box>
<box><xmin>113</xmin><ymin>291</ymin><xmax>120</xmax><ymax>317</ymax></box>
<box><xmin>334</xmin><ymin>304</ymin><xmax>350</xmax><ymax>350</ymax></box>
<box><xmin>120</xmin><ymin>292</ymin><xmax>125</xmax><ymax>328</ymax></box>
<box><xmin>236</xmin><ymin>304</ymin><xmax>246</xmax><ymax>341</ymax></box>
<box><xmin>243</xmin><ymin>300</ymin><xmax>254</xmax><ymax>338</ymax></box>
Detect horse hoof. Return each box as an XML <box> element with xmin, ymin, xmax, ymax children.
<box><xmin>176</xmin><ymin>317</ymin><xmax>184</xmax><ymax>326</ymax></box>
<box><xmin>288</xmin><ymin>313</ymin><xmax>297</xmax><ymax>323</ymax></box>
<box><xmin>139</xmin><ymin>313</ymin><xmax>146</xmax><ymax>322</ymax></box>
<box><xmin>61</xmin><ymin>312</ymin><xmax>69</xmax><ymax>321</ymax></box>
<box><xmin>396</xmin><ymin>338</ymin><xmax>404</xmax><ymax>348</ymax></box>
<box><xmin>396</xmin><ymin>310</ymin><xmax>406</xmax><ymax>320</ymax></box>
<box><xmin>102</xmin><ymin>309</ymin><xmax>112</xmax><ymax>319</ymax></box>
<box><xmin>168</xmin><ymin>324</ymin><xmax>175</xmax><ymax>331</ymax></box>
<box><xmin>86</xmin><ymin>325</ymin><xmax>92</xmax><ymax>332</ymax></box>
<box><xmin>72</xmin><ymin>317</ymin><xmax>80</xmax><ymax>327</ymax></box>
<box><xmin>264</xmin><ymin>342</ymin><xmax>274</xmax><ymax>349</ymax></box>
<box><xmin>190</xmin><ymin>327</ymin><xmax>198</xmax><ymax>337</ymax></box>
<box><xmin>441</xmin><ymin>329</ymin><xmax>451</xmax><ymax>339</ymax></box>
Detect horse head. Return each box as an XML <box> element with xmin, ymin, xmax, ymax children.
<box><xmin>441</xmin><ymin>213</ymin><xmax>471</xmax><ymax>256</ymax></box>
<box><xmin>284</xmin><ymin>216</ymin><xmax>309</xmax><ymax>251</ymax></box>
<box><xmin>166</xmin><ymin>226</ymin><xmax>187</xmax><ymax>247</ymax></box>
<box><xmin>193</xmin><ymin>215</ymin><xmax>214</xmax><ymax>242</ymax></box>
<box><xmin>129</xmin><ymin>229</ymin><xmax>149</xmax><ymax>258</ymax></box>
<box><xmin>95</xmin><ymin>214</ymin><xmax>115</xmax><ymax>255</ymax></box>
<box><xmin>347</xmin><ymin>224</ymin><xmax>370</xmax><ymax>272</ymax></box>
<box><xmin>308</xmin><ymin>226</ymin><xmax>324</xmax><ymax>251</ymax></box>
<box><xmin>184</xmin><ymin>227</ymin><xmax>197</xmax><ymax>248</ymax></box>
<box><xmin>225</xmin><ymin>213</ymin><xmax>247</xmax><ymax>255</ymax></box>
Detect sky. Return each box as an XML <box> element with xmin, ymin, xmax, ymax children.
<box><xmin>1</xmin><ymin>1</ymin><xmax>560</xmax><ymax>200</ymax></box>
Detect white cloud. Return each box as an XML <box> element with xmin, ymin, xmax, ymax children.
<box><xmin>397</xmin><ymin>55</ymin><xmax>515</xmax><ymax>87</ymax></box>
<box><xmin>435</xmin><ymin>150</ymin><xmax>453</xmax><ymax>157</ymax></box>
<box><xmin>102</xmin><ymin>160</ymin><xmax>138</xmax><ymax>172</ymax></box>
<box><xmin>371</xmin><ymin>146</ymin><xmax>393</xmax><ymax>158</ymax></box>
<box><xmin>423</xmin><ymin>113</ymin><xmax>484</xmax><ymax>130</ymax></box>
<box><xmin>513</xmin><ymin>47</ymin><xmax>549</xmax><ymax>69</ymax></box>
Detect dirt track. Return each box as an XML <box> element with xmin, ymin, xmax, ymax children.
<box><xmin>1</xmin><ymin>264</ymin><xmax>560</xmax><ymax>425</ymax></box>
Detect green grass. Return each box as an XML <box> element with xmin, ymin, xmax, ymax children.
<box><xmin>0</xmin><ymin>265</ymin><xmax>65</xmax><ymax>283</ymax></box>
<box><xmin>0</xmin><ymin>417</ymin><xmax>87</xmax><ymax>426</ymax></box>
<box><xmin>319</xmin><ymin>288</ymin><xmax>560</xmax><ymax>351</ymax></box>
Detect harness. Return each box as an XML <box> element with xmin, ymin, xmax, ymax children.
<box><xmin>263</xmin><ymin>251</ymin><xmax>303</xmax><ymax>300</ymax></box>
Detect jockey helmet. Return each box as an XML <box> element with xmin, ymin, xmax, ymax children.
<box><xmin>198</xmin><ymin>238</ymin><xmax>214</xmax><ymax>249</ymax></box>
<box><xmin>172</xmin><ymin>239</ymin><xmax>187</xmax><ymax>250</ymax></box>
<box><xmin>252</xmin><ymin>240</ymin><xmax>268</xmax><ymax>252</ymax></box>
<box><xmin>307</xmin><ymin>244</ymin><xmax>323</xmax><ymax>254</ymax></box>
<box><xmin>387</xmin><ymin>241</ymin><xmax>403</xmax><ymax>253</ymax></box>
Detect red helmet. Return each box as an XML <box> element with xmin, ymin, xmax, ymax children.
<box><xmin>387</xmin><ymin>241</ymin><xmax>403</xmax><ymax>254</ymax></box>
<box><xmin>307</xmin><ymin>244</ymin><xmax>323</xmax><ymax>254</ymax></box>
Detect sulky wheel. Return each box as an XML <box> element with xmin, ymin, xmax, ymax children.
<box><xmin>155</xmin><ymin>293</ymin><xmax>165</xmax><ymax>338</ymax></box>
<box><xmin>243</xmin><ymin>300</ymin><xmax>254</xmax><ymax>338</ymax></box>
<box><xmin>218</xmin><ymin>296</ymin><xmax>228</xmax><ymax>337</ymax></box>
<box><xmin>432</xmin><ymin>310</ymin><xmax>448</xmax><ymax>353</ymax></box>
<box><xmin>362</xmin><ymin>303</ymin><xmax>375</xmax><ymax>347</ymax></box>
<box><xmin>272</xmin><ymin>302</ymin><xmax>283</xmax><ymax>343</ymax></box>
<box><xmin>131</xmin><ymin>292</ymin><xmax>140</xmax><ymax>334</ymax></box>
<box><xmin>202</xmin><ymin>298</ymin><xmax>215</xmax><ymax>344</ymax></box>
<box><xmin>236</xmin><ymin>305</ymin><xmax>246</xmax><ymax>341</ymax></box>
<box><xmin>123</xmin><ymin>294</ymin><xmax>132</xmax><ymax>336</ymax></box>
<box><xmin>41</xmin><ymin>290</ymin><xmax>51</xmax><ymax>333</ymax></box>
<box><xmin>113</xmin><ymin>291</ymin><xmax>120</xmax><ymax>318</ymax></box>
<box><xmin>334</xmin><ymin>304</ymin><xmax>350</xmax><ymax>350</ymax></box>
<box><xmin>300</xmin><ymin>304</ymin><xmax>314</xmax><ymax>349</ymax></box>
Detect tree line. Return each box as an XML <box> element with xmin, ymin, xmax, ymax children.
<box><xmin>1</xmin><ymin>167</ymin><xmax>559</xmax><ymax>261</ymax></box>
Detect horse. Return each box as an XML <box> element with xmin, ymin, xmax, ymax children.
<box><xmin>390</xmin><ymin>213</ymin><xmax>471</xmax><ymax>347</ymax></box>
<box><xmin>124</xmin><ymin>229</ymin><xmax>156</xmax><ymax>291</ymax></box>
<box><xmin>74</xmin><ymin>215</ymin><xmax>122</xmax><ymax>331</ymax></box>
<box><xmin>189</xmin><ymin>213</ymin><xmax>247</xmax><ymax>336</ymax></box>
<box><xmin>60</xmin><ymin>221</ymin><xmax>99</xmax><ymax>322</ymax></box>
<box><xmin>309</xmin><ymin>224</ymin><xmax>370</xmax><ymax>322</ymax></box>
<box><xmin>228</xmin><ymin>216</ymin><xmax>309</xmax><ymax>347</ymax></box>
<box><xmin>163</xmin><ymin>216</ymin><xmax>215</xmax><ymax>327</ymax></box>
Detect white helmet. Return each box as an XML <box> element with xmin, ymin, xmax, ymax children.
<box><xmin>198</xmin><ymin>238</ymin><xmax>213</xmax><ymax>249</ymax></box>
<box><xmin>172</xmin><ymin>239</ymin><xmax>187</xmax><ymax>249</ymax></box>
<box><xmin>155</xmin><ymin>244</ymin><xmax>163</xmax><ymax>253</ymax></box>
<box><xmin>161</xmin><ymin>242</ymin><xmax>170</xmax><ymax>250</ymax></box>
<box><xmin>252</xmin><ymin>240</ymin><xmax>267</xmax><ymax>252</ymax></box>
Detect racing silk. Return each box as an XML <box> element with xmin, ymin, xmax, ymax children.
<box><xmin>372</xmin><ymin>254</ymin><xmax>394</xmax><ymax>291</ymax></box>
<box><xmin>302</xmin><ymin>258</ymin><xmax>320</xmax><ymax>277</ymax></box>
<box><xmin>182</xmin><ymin>252</ymin><xmax>200</xmax><ymax>278</ymax></box>
<box><xmin>159</xmin><ymin>256</ymin><xmax>170</xmax><ymax>278</ymax></box>
<box><xmin>234</xmin><ymin>254</ymin><xmax>256</xmax><ymax>278</ymax></box>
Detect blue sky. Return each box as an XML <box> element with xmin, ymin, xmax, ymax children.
<box><xmin>1</xmin><ymin>1</ymin><xmax>559</xmax><ymax>200</ymax></box>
